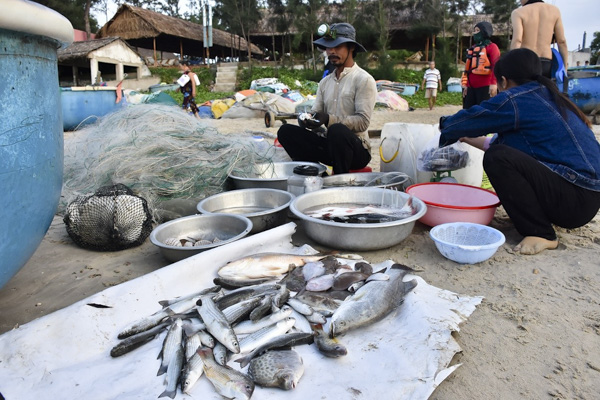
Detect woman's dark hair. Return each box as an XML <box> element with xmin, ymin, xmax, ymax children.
<box><xmin>494</xmin><ymin>48</ymin><xmax>591</xmax><ymax>127</ymax></box>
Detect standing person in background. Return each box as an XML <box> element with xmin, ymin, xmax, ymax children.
<box><xmin>177</xmin><ymin>63</ymin><xmax>200</xmax><ymax>119</ymax></box>
<box><xmin>422</xmin><ymin>61</ymin><xmax>442</xmax><ymax>110</ymax></box>
<box><xmin>462</xmin><ymin>21</ymin><xmax>501</xmax><ymax>109</ymax></box>
<box><xmin>510</xmin><ymin>0</ymin><xmax>568</xmax><ymax>77</ymax></box>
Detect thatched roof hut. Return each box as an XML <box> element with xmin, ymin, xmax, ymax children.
<box><xmin>96</xmin><ymin>4</ymin><xmax>263</xmax><ymax>59</ymax></box>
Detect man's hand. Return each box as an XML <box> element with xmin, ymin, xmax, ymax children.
<box><xmin>312</xmin><ymin>112</ymin><xmax>329</xmax><ymax>127</ymax></box>
<box><xmin>303</xmin><ymin>112</ymin><xmax>328</xmax><ymax>129</ymax></box>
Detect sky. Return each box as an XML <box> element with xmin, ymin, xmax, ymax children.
<box><xmin>93</xmin><ymin>0</ymin><xmax>598</xmax><ymax>52</ymax></box>
<box><xmin>550</xmin><ymin>0</ymin><xmax>598</xmax><ymax>51</ymax></box>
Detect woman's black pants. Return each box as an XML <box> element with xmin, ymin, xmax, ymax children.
<box><xmin>484</xmin><ymin>144</ymin><xmax>600</xmax><ymax>240</ymax></box>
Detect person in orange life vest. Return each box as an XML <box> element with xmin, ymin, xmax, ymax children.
<box><xmin>462</xmin><ymin>21</ymin><xmax>501</xmax><ymax>109</ymax></box>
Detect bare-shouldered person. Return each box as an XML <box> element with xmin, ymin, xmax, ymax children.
<box><xmin>510</xmin><ymin>0</ymin><xmax>568</xmax><ymax>77</ymax></box>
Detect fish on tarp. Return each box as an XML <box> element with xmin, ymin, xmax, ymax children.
<box><xmin>330</xmin><ymin>264</ymin><xmax>417</xmax><ymax>338</ymax></box>
<box><xmin>248</xmin><ymin>350</ymin><xmax>305</xmax><ymax>390</ymax></box>
<box><xmin>218</xmin><ymin>253</ymin><xmax>326</xmax><ymax>281</ymax></box>
<box><xmin>181</xmin><ymin>350</ymin><xmax>204</xmax><ymax>395</ymax></box>
<box><xmin>110</xmin><ymin>321</ymin><xmax>170</xmax><ymax>358</ymax></box>
<box><xmin>312</xmin><ymin>324</ymin><xmax>347</xmax><ymax>358</ymax></box>
<box><xmin>197</xmin><ymin>347</ymin><xmax>255</xmax><ymax>400</ymax></box>
<box><xmin>196</xmin><ymin>296</ymin><xmax>240</xmax><ymax>354</ymax></box>
<box><xmin>159</xmin><ymin>346</ymin><xmax>184</xmax><ymax>399</ymax></box>
<box><xmin>238</xmin><ymin>318</ymin><xmax>296</xmax><ymax>354</ymax></box>
<box><xmin>157</xmin><ymin>318</ymin><xmax>183</xmax><ymax>376</ymax></box>
<box><xmin>234</xmin><ymin>332</ymin><xmax>315</xmax><ymax>368</ymax></box>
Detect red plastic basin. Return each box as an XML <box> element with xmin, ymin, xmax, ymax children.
<box><xmin>406</xmin><ymin>182</ymin><xmax>501</xmax><ymax>227</ymax></box>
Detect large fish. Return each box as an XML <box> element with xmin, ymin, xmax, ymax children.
<box><xmin>195</xmin><ymin>296</ymin><xmax>240</xmax><ymax>354</ymax></box>
<box><xmin>197</xmin><ymin>347</ymin><xmax>255</xmax><ymax>400</ymax></box>
<box><xmin>330</xmin><ymin>264</ymin><xmax>417</xmax><ymax>338</ymax></box>
<box><xmin>157</xmin><ymin>318</ymin><xmax>183</xmax><ymax>376</ymax></box>
<box><xmin>218</xmin><ymin>253</ymin><xmax>326</xmax><ymax>280</ymax></box>
<box><xmin>248</xmin><ymin>350</ymin><xmax>305</xmax><ymax>390</ymax></box>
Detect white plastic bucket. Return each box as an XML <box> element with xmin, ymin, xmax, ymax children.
<box><xmin>451</xmin><ymin>146</ymin><xmax>484</xmax><ymax>187</ymax></box>
<box><xmin>379</xmin><ymin>122</ymin><xmax>484</xmax><ymax>187</ymax></box>
<box><xmin>379</xmin><ymin>123</ymin><xmax>436</xmax><ymax>185</ymax></box>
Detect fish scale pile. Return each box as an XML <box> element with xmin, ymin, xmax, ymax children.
<box><xmin>110</xmin><ymin>252</ymin><xmax>418</xmax><ymax>399</ymax></box>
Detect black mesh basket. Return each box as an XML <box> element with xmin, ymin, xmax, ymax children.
<box><xmin>63</xmin><ymin>184</ymin><xmax>154</xmax><ymax>251</ymax></box>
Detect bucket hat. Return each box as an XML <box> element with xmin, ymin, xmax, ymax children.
<box><xmin>313</xmin><ymin>23</ymin><xmax>366</xmax><ymax>53</ymax></box>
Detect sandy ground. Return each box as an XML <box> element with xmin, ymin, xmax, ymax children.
<box><xmin>2</xmin><ymin>105</ymin><xmax>600</xmax><ymax>399</ymax></box>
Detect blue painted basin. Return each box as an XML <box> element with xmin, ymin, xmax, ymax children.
<box><xmin>61</xmin><ymin>86</ymin><xmax>127</xmax><ymax>130</ymax></box>
<box><xmin>0</xmin><ymin>1</ymin><xmax>73</xmax><ymax>288</ymax></box>
<box><xmin>567</xmin><ymin>68</ymin><xmax>600</xmax><ymax>114</ymax></box>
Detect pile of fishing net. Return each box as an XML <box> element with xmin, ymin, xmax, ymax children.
<box><xmin>62</xmin><ymin>104</ymin><xmax>279</xmax><ymax>221</ymax></box>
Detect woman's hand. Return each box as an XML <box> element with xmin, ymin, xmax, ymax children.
<box><xmin>489</xmin><ymin>84</ymin><xmax>498</xmax><ymax>97</ymax></box>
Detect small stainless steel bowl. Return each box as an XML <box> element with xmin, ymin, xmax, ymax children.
<box><xmin>290</xmin><ymin>187</ymin><xmax>427</xmax><ymax>251</ymax></box>
<box><xmin>229</xmin><ymin>162</ymin><xmax>327</xmax><ymax>190</ymax></box>
<box><xmin>150</xmin><ymin>213</ymin><xmax>252</xmax><ymax>262</ymax></box>
<box><xmin>196</xmin><ymin>188</ymin><xmax>293</xmax><ymax>234</ymax></box>
<box><xmin>322</xmin><ymin>172</ymin><xmax>409</xmax><ymax>191</ymax></box>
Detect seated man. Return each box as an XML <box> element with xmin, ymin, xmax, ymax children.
<box><xmin>276</xmin><ymin>23</ymin><xmax>377</xmax><ymax>174</ymax></box>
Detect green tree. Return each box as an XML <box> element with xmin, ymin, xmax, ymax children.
<box><xmin>481</xmin><ymin>0</ymin><xmax>519</xmax><ymax>49</ymax></box>
<box><xmin>287</xmin><ymin>0</ymin><xmax>328</xmax><ymax>73</ymax></box>
<box><xmin>214</xmin><ymin>0</ymin><xmax>261</xmax><ymax>65</ymax></box>
<box><xmin>590</xmin><ymin>31</ymin><xmax>600</xmax><ymax>64</ymax></box>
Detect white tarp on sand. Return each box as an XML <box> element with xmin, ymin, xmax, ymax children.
<box><xmin>0</xmin><ymin>222</ymin><xmax>482</xmax><ymax>400</ymax></box>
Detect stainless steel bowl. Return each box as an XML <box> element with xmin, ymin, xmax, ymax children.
<box><xmin>322</xmin><ymin>172</ymin><xmax>409</xmax><ymax>191</ymax></box>
<box><xmin>290</xmin><ymin>187</ymin><xmax>427</xmax><ymax>251</ymax></box>
<box><xmin>196</xmin><ymin>188</ymin><xmax>293</xmax><ymax>234</ymax></box>
<box><xmin>229</xmin><ymin>162</ymin><xmax>327</xmax><ymax>190</ymax></box>
<box><xmin>150</xmin><ymin>214</ymin><xmax>252</xmax><ymax>262</ymax></box>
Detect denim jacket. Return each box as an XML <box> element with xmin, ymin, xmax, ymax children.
<box><xmin>439</xmin><ymin>81</ymin><xmax>600</xmax><ymax>191</ymax></box>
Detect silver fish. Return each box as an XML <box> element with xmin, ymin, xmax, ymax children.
<box><xmin>218</xmin><ymin>253</ymin><xmax>326</xmax><ymax>280</ymax></box>
<box><xmin>235</xmin><ymin>332</ymin><xmax>314</xmax><ymax>368</ymax></box>
<box><xmin>197</xmin><ymin>347</ymin><xmax>255</xmax><ymax>400</ymax></box>
<box><xmin>238</xmin><ymin>318</ymin><xmax>295</xmax><ymax>354</ymax></box>
<box><xmin>313</xmin><ymin>324</ymin><xmax>347</xmax><ymax>358</ymax></box>
<box><xmin>157</xmin><ymin>318</ymin><xmax>183</xmax><ymax>376</ymax></box>
<box><xmin>249</xmin><ymin>295</ymin><xmax>273</xmax><ymax>321</ymax></box>
<box><xmin>197</xmin><ymin>329</ymin><xmax>215</xmax><ymax>348</ymax></box>
<box><xmin>286</xmin><ymin>298</ymin><xmax>314</xmax><ymax>316</ymax></box>
<box><xmin>181</xmin><ymin>350</ymin><xmax>204</xmax><ymax>395</ymax></box>
<box><xmin>110</xmin><ymin>321</ymin><xmax>169</xmax><ymax>358</ymax></box>
<box><xmin>305</xmin><ymin>311</ymin><xmax>327</xmax><ymax>325</ymax></box>
<box><xmin>330</xmin><ymin>264</ymin><xmax>417</xmax><ymax>338</ymax></box>
<box><xmin>288</xmin><ymin>308</ymin><xmax>313</xmax><ymax>334</ymax></box>
<box><xmin>117</xmin><ymin>308</ymin><xmax>170</xmax><ymax>339</ymax></box>
<box><xmin>158</xmin><ymin>285</ymin><xmax>221</xmax><ymax>307</ymax></box>
<box><xmin>159</xmin><ymin>346</ymin><xmax>184</xmax><ymax>399</ymax></box>
<box><xmin>181</xmin><ymin>318</ymin><xmax>206</xmax><ymax>337</ymax></box>
<box><xmin>234</xmin><ymin>305</ymin><xmax>293</xmax><ymax>335</ymax></box>
<box><xmin>248</xmin><ymin>350</ymin><xmax>304</xmax><ymax>390</ymax></box>
<box><xmin>212</xmin><ymin>342</ymin><xmax>228</xmax><ymax>366</ymax></box>
<box><xmin>184</xmin><ymin>332</ymin><xmax>202</xmax><ymax>361</ymax></box>
<box><xmin>221</xmin><ymin>295</ymin><xmax>264</xmax><ymax>325</ymax></box>
<box><xmin>196</xmin><ymin>296</ymin><xmax>240</xmax><ymax>354</ymax></box>
<box><xmin>215</xmin><ymin>283</ymin><xmax>281</xmax><ymax>310</ymax></box>
<box><xmin>293</xmin><ymin>292</ymin><xmax>345</xmax><ymax>316</ymax></box>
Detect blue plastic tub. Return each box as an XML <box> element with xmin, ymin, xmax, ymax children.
<box><xmin>61</xmin><ymin>86</ymin><xmax>127</xmax><ymax>130</ymax></box>
<box><xmin>0</xmin><ymin>2</ymin><xmax>73</xmax><ymax>288</ymax></box>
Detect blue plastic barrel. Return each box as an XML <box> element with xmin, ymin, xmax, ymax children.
<box><xmin>0</xmin><ymin>1</ymin><xmax>73</xmax><ymax>288</ymax></box>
